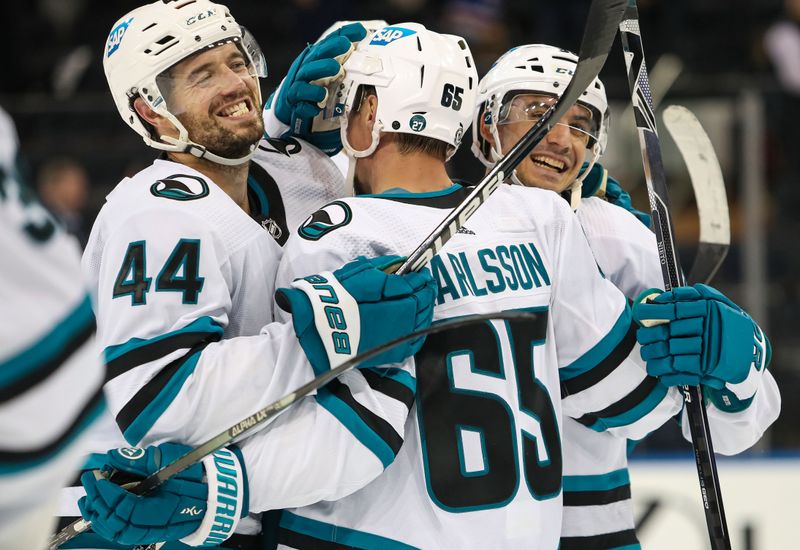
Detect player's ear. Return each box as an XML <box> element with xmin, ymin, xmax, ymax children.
<box><xmin>480</xmin><ymin>115</ymin><xmax>496</xmax><ymax>147</ymax></box>
<box><xmin>363</xmin><ymin>94</ymin><xmax>378</xmax><ymax>124</ymax></box>
<box><xmin>133</xmin><ymin>97</ymin><xmax>162</xmax><ymax>127</ymax></box>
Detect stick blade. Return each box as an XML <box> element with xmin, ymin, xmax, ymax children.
<box><xmin>662</xmin><ymin>105</ymin><xmax>730</xmax><ymax>283</ymax></box>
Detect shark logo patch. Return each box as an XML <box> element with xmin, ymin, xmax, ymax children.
<box><xmin>298</xmin><ymin>201</ymin><xmax>352</xmax><ymax>241</ymax></box>
<box><xmin>151</xmin><ymin>174</ymin><xmax>209</xmax><ymax>201</ymax></box>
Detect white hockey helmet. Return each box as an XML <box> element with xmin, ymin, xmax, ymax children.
<box><xmin>472</xmin><ymin>44</ymin><xmax>608</xmax><ymax>198</ymax></box>
<box><xmin>103</xmin><ymin>0</ymin><xmax>267</xmax><ymax>165</ymax></box>
<box><xmin>338</xmin><ymin>23</ymin><xmax>478</xmax><ymax>160</ymax></box>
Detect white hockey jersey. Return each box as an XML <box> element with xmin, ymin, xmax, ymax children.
<box><xmin>265</xmin><ymin>183</ymin><xmax>683</xmax><ymax>549</ymax></box>
<box><xmin>0</xmin><ymin>107</ymin><xmax>104</xmax><ymax>550</ymax></box>
<box><xmin>558</xmin><ymin>196</ymin><xmax>780</xmax><ymax>549</ymax></box>
<box><xmin>58</xmin><ymin>136</ymin><xmax>406</xmax><ymax>545</ymax></box>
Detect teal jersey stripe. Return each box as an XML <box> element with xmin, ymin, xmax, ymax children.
<box><xmin>359</xmin><ymin>183</ymin><xmax>463</xmax><ymax>198</ymax></box>
<box><xmin>280</xmin><ymin>512</ymin><xmax>419</xmax><ymax>550</ymax></box>
<box><xmin>563</xmin><ymin>468</ymin><xmax>630</xmax><ymax>493</ymax></box>
<box><xmin>612</xmin><ymin>545</ymin><xmax>642</xmax><ymax>550</ymax></box>
<box><xmin>122</xmin><ymin>350</ymin><xmax>203</xmax><ymax>445</ymax></box>
<box><xmin>0</xmin><ymin>294</ymin><xmax>94</xmax><ymax>387</ymax></box>
<box><xmin>0</xmin><ymin>393</ymin><xmax>106</xmax><ymax>474</ymax></box>
<box><xmin>589</xmin><ymin>382</ymin><xmax>670</xmax><ymax>432</ymax></box>
<box><xmin>561</xmin><ymin>306</ymin><xmax>632</xmax><ymax>381</ymax></box>
<box><xmin>367</xmin><ymin>367</ymin><xmax>417</xmax><ymax>394</ymax></box>
<box><xmin>104</xmin><ymin>316</ymin><xmax>223</xmax><ymax>364</ymax></box>
<box><xmin>315</xmin><ymin>389</ymin><xmax>396</xmax><ymax>469</ymax></box>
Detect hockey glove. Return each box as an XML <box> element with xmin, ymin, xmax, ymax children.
<box><xmin>276</xmin><ymin>255</ymin><xmax>437</xmax><ymax>374</ymax></box>
<box><xmin>78</xmin><ymin>443</ymin><xmax>247</xmax><ymax>547</ymax></box>
<box><xmin>264</xmin><ymin>22</ymin><xmax>367</xmax><ymax>155</ymax></box>
<box><xmin>580</xmin><ymin>162</ymin><xmax>652</xmax><ymax>228</ymax></box>
<box><xmin>632</xmin><ymin>284</ymin><xmax>769</xmax><ymax>400</ymax></box>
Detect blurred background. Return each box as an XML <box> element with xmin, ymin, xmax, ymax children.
<box><xmin>2</xmin><ymin>0</ymin><xmax>797</xmax><ymax>546</ymax></box>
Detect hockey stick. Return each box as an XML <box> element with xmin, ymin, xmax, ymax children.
<box><xmin>396</xmin><ymin>0</ymin><xmax>627</xmax><ymax>275</ymax></box>
<box><xmin>50</xmin><ymin>310</ymin><xmax>538</xmax><ymax>549</ymax></box>
<box><xmin>619</xmin><ymin>3</ymin><xmax>732</xmax><ymax>549</ymax></box>
<box><xmin>662</xmin><ymin>105</ymin><xmax>730</xmax><ymax>285</ymax></box>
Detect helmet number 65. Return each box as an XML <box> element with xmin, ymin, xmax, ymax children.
<box><xmin>441</xmin><ymin>83</ymin><xmax>464</xmax><ymax>111</ymax></box>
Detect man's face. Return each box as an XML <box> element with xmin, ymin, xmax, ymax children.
<box><xmin>160</xmin><ymin>43</ymin><xmax>263</xmax><ymax>158</ymax></box>
<box><xmin>489</xmin><ymin>93</ymin><xmax>596</xmax><ymax>193</ymax></box>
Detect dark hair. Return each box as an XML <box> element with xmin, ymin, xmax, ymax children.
<box><xmin>353</xmin><ymin>84</ymin><xmax>450</xmax><ymax>162</ymax></box>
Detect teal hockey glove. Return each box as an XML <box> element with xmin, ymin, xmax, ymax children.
<box><xmin>632</xmin><ymin>284</ymin><xmax>769</xmax><ymax>397</ymax></box>
<box><xmin>78</xmin><ymin>444</ymin><xmax>247</xmax><ymax>547</ymax></box>
<box><xmin>276</xmin><ymin>255</ymin><xmax>437</xmax><ymax>374</ymax></box>
<box><xmin>266</xmin><ymin>22</ymin><xmax>366</xmax><ymax>155</ymax></box>
<box><xmin>580</xmin><ymin>162</ymin><xmax>652</xmax><ymax>228</ymax></box>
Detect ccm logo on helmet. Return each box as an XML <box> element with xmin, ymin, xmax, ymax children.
<box><xmin>106</xmin><ymin>17</ymin><xmax>133</xmax><ymax>58</ymax></box>
<box><xmin>186</xmin><ymin>9</ymin><xmax>216</xmax><ymax>26</ymax></box>
<box><xmin>370</xmin><ymin>27</ymin><xmax>416</xmax><ymax>46</ymax></box>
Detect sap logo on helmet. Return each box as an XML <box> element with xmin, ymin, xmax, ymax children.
<box><xmin>106</xmin><ymin>17</ymin><xmax>133</xmax><ymax>58</ymax></box>
<box><xmin>186</xmin><ymin>9</ymin><xmax>216</xmax><ymax>26</ymax></box>
<box><xmin>370</xmin><ymin>27</ymin><xmax>416</xmax><ymax>46</ymax></box>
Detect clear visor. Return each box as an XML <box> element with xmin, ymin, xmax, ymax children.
<box><xmin>153</xmin><ymin>26</ymin><xmax>266</xmax><ymax>117</ymax></box>
<box><xmin>497</xmin><ymin>93</ymin><xmax>599</xmax><ymax>148</ymax></box>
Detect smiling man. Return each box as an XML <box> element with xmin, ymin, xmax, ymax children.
<box><xmin>59</xmin><ymin>2</ymin><xmax>439</xmax><ymax>548</ymax></box>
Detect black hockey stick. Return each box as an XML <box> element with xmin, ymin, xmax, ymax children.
<box><xmin>619</xmin><ymin>3</ymin><xmax>732</xmax><ymax>548</ymax></box>
<box><xmin>662</xmin><ymin>105</ymin><xmax>730</xmax><ymax>285</ymax></box>
<box><xmin>396</xmin><ymin>0</ymin><xmax>627</xmax><ymax>275</ymax></box>
<box><xmin>50</xmin><ymin>310</ymin><xmax>538</xmax><ymax>549</ymax></box>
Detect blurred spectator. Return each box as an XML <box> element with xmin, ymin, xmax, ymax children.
<box><xmin>36</xmin><ymin>157</ymin><xmax>92</xmax><ymax>247</ymax></box>
<box><xmin>764</xmin><ymin>0</ymin><xmax>800</xmax><ymax>315</ymax></box>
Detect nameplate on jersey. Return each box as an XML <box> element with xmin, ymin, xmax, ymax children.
<box><xmin>298</xmin><ymin>201</ymin><xmax>352</xmax><ymax>241</ymax></box>
<box><xmin>150</xmin><ymin>174</ymin><xmax>209</xmax><ymax>201</ymax></box>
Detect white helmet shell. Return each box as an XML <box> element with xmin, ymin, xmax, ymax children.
<box><xmin>339</xmin><ymin>23</ymin><xmax>478</xmax><ymax>160</ymax></box>
<box><xmin>103</xmin><ymin>0</ymin><xmax>267</xmax><ymax>165</ymax></box>
<box><xmin>472</xmin><ymin>44</ymin><xmax>609</xmax><ymax>169</ymax></box>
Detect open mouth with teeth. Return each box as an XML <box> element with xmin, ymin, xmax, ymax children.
<box><xmin>530</xmin><ymin>155</ymin><xmax>568</xmax><ymax>174</ymax></box>
<box><xmin>216</xmin><ymin>98</ymin><xmax>254</xmax><ymax>119</ymax></box>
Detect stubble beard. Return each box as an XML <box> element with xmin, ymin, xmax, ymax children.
<box><xmin>178</xmin><ymin>109</ymin><xmax>264</xmax><ymax>160</ymax></box>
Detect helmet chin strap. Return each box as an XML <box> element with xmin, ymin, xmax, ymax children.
<box><xmin>146</xmin><ymin>110</ymin><xmax>256</xmax><ymax>166</ymax></box>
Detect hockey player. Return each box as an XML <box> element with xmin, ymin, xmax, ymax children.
<box><xmin>58</xmin><ymin>2</ymin><xmax>438</xmax><ymax>548</ymax></box>
<box><xmin>472</xmin><ymin>44</ymin><xmax>780</xmax><ymax>549</ymax></box>
<box><xmin>0</xmin><ymin>106</ymin><xmax>105</xmax><ymax>550</ymax></box>
<box><xmin>80</xmin><ymin>22</ymin><xmax>770</xmax><ymax>549</ymax></box>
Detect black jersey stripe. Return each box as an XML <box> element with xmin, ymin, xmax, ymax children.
<box><xmin>574</xmin><ymin>376</ymin><xmax>661</xmax><ymax>428</ymax></box>
<box><xmin>560</xmin><ymin>529</ymin><xmax>640</xmax><ymax>550</ymax></box>
<box><xmin>323</xmin><ymin>379</ymin><xmax>404</xmax><ymax>457</ymax></box>
<box><xmin>0</xmin><ymin>387</ymin><xmax>105</xmax><ymax>468</ymax></box>
<box><xmin>104</xmin><ymin>316</ymin><xmax>223</xmax><ymax>382</ymax></box>
<box><xmin>248</xmin><ymin>160</ymin><xmax>288</xmax><ymax>246</ymax></box>
<box><xmin>0</xmin><ymin>298</ymin><xmax>96</xmax><ymax>403</ymax></box>
<box><xmin>560</xmin><ymin>321</ymin><xmax>638</xmax><ymax>398</ymax></box>
<box><xmin>563</xmin><ymin>483</ymin><xmax>632</xmax><ymax>506</ymax></box>
<box><xmin>115</xmin><ymin>336</ymin><xmax>218</xmax><ymax>442</ymax></box>
<box><xmin>105</xmin><ymin>330</ymin><xmax>220</xmax><ymax>383</ymax></box>
<box><xmin>359</xmin><ymin>369</ymin><xmax>415</xmax><ymax>409</ymax></box>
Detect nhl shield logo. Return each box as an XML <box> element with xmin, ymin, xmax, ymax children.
<box><xmin>298</xmin><ymin>201</ymin><xmax>352</xmax><ymax>241</ymax></box>
<box><xmin>261</xmin><ymin>218</ymin><xmax>283</xmax><ymax>240</ymax></box>
<box><xmin>151</xmin><ymin>174</ymin><xmax>210</xmax><ymax>201</ymax></box>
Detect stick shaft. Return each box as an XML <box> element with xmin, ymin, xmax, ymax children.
<box><xmin>619</xmin><ymin>4</ymin><xmax>731</xmax><ymax>549</ymax></box>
